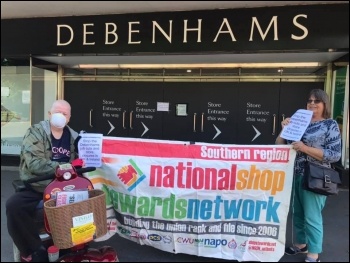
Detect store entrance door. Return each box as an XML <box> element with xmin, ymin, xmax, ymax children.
<box><xmin>64</xmin><ymin>81</ymin><xmax>163</xmax><ymax>139</ymax></box>
<box><xmin>162</xmin><ymin>82</ymin><xmax>239</xmax><ymax>144</ymax></box>
<box><xmin>236</xmin><ymin>81</ymin><xmax>324</xmax><ymax>144</ymax></box>
<box><xmin>65</xmin><ymin>80</ymin><xmax>324</xmax><ymax>144</ymax></box>
<box><xmin>279</xmin><ymin>82</ymin><xmax>324</xmax><ymax>124</ymax></box>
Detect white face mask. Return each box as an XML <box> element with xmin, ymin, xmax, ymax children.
<box><xmin>50</xmin><ymin>113</ymin><xmax>67</xmax><ymax>128</ymax></box>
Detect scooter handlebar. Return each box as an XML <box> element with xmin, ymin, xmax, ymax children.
<box><xmin>76</xmin><ymin>167</ymin><xmax>96</xmax><ymax>174</ymax></box>
<box><xmin>25</xmin><ymin>167</ymin><xmax>96</xmax><ymax>184</ymax></box>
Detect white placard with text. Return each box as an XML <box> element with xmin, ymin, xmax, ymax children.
<box><xmin>78</xmin><ymin>133</ymin><xmax>103</xmax><ymax>167</ymax></box>
<box><xmin>280</xmin><ymin>109</ymin><xmax>313</xmax><ymax>141</ymax></box>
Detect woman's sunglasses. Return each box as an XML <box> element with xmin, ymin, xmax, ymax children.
<box><xmin>307</xmin><ymin>99</ymin><xmax>322</xmax><ymax>104</ymax></box>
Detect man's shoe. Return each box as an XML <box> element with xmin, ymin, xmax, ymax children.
<box><xmin>285</xmin><ymin>245</ymin><xmax>308</xmax><ymax>255</ymax></box>
<box><xmin>31</xmin><ymin>247</ymin><xmax>48</xmax><ymax>262</ymax></box>
<box><xmin>20</xmin><ymin>254</ymin><xmax>32</xmax><ymax>262</ymax></box>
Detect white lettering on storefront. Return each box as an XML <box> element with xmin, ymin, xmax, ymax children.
<box><xmin>57</xmin><ymin>15</ymin><xmax>308</xmax><ymax>46</ymax></box>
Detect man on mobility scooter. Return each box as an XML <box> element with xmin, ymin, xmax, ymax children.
<box><xmin>6</xmin><ymin>99</ymin><xmax>82</xmax><ymax>262</ymax></box>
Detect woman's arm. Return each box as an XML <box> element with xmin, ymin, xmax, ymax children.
<box><xmin>275</xmin><ymin>133</ymin><xmax>286</xmax><ymax>145</ymax></box>
<box><xmin>292</xmin><ymin>120</ymin><xmax>341</xmax><ymax>163</ymax></box>
<box><xmin>297</xmin><ymin>144</ymin><xmax>324</xmax><ymax>161</ymax></box>
<box><xmin>322</xmin><ymin>120</ymin><xmax>342</xmax><ymax>163</ymax></box>
<box><xmin>275</xmin><ymin>117</ymin><xmax>291</xmax><ymax>145</ymax></box>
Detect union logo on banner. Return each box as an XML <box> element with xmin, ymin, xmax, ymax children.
<box><xmin>117</xmin><ymin>159</ymin><xmax>146</xmax><ymax>191</ymax></box>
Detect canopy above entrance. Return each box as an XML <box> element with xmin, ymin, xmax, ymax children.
<box><xmin>37</xmin><ymin>52</ymin><xmax>347</xmax><ymax>69</ymax></box>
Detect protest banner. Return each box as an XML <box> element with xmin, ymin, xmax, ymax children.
<box><xmin>86</xmin><ymin>137</ymin><xmax>295</xmax><ymax>262</ymax></box>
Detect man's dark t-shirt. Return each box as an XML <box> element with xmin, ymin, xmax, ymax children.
<box><xmin>51</xmin><ymin>127</ymin><xmax>71</xmax><ymax>163</ymax></box>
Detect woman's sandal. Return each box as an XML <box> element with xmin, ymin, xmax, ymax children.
<box><xmin>285</xmin><ymin>245</ymin><xmax>308</xmax><ymax>255</ymax></box>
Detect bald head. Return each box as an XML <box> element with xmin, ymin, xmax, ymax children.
<box><xmin>51</xmin><ymin>100</ymin><xmax>71</xmax><ymax>114</ymax></box>
<box><xmin>48</xmin><ymin>100</ymin><xmax>71</xmax><ymax>128</ymax></box>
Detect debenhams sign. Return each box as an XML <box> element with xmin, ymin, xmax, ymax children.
<box><xmin>1</xmin><ymin>4</ymin><xmax>348</xmax><ymax>55</ymax></box>
<box><xmin>56</xmin><ymin>16</ymin><xmax>308</xmax><ymax>47</ymax></box>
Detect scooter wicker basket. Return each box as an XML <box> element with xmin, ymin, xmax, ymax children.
<box><xmin>44</xmin><ymin>189</ymin><xmax>107</xmax><ymax>249</ymax></box>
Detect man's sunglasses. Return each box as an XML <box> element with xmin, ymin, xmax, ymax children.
<box><xmin>307</xmin><ymin>99</ymin><xmax>322</xmax><ymax>104</ymax></box>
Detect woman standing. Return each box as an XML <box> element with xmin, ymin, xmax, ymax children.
<box><xmin>275</xmin><ymin>89</ymin><xmax>341</xmax><ymax>262</ymax></box>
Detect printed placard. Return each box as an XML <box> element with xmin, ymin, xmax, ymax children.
<box><xmin>72</xmin><ymin>212</ymin><xmax>94</xmax><ymax>227</ymax></box>
<box><xmin>280</xmin><ymin>109</ymin><xmax>313</xmax><ymax>141</ymax></box>
<box><xmin>71</xmin><ymin>223</ymin><xmax>96</xmax><ymax>245</ymax></box>
<box><xmin>78</xmin><ymin>133</ymin><xmax>103</xmax><ymax>167</ymax></box>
